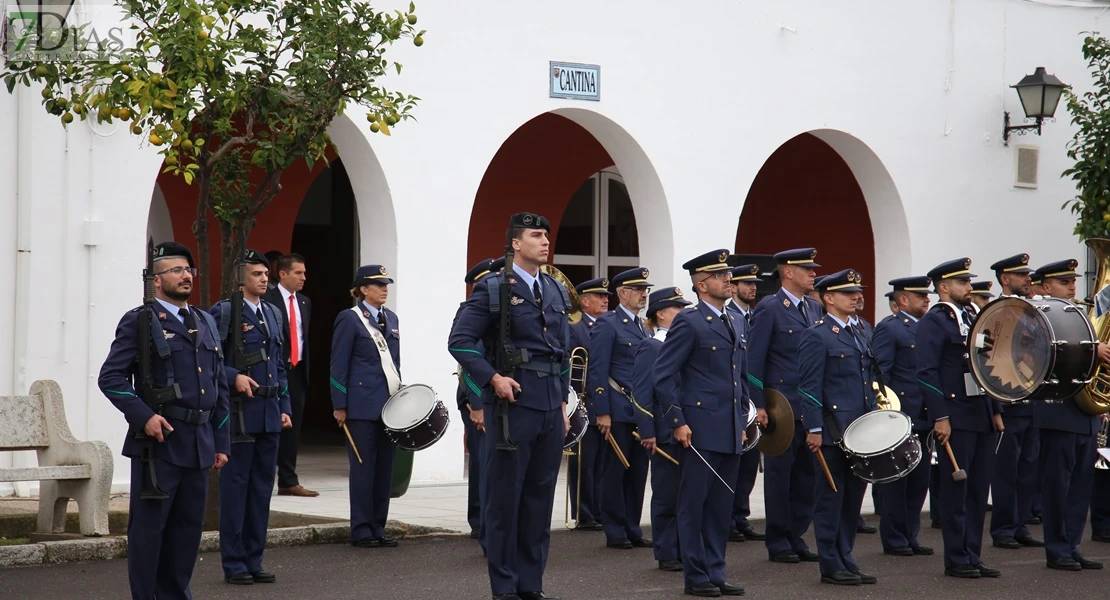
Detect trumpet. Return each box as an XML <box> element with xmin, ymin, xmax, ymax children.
<box><xmin>565</xmin><ymin>346</ymin><xmax>588</xmax><ymax>529</ymax></box>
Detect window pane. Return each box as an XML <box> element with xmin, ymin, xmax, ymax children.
<box><xmin>554</xmin><ymin>264</ymin><xmax>595</xmax><ymax>288</ymax></box>
<box><xmin>607</xmin><ymin>179</ymin><xmax>639</xmax><ymax>257</ymax></box>
<box><xmin>607</xmin><ymin>265</ymin><xmax>631</xmax><ymax>284</ymax></box>
<box><xmin>555</xmin><ymin>178</ymin><xmax>595</xmax><ymax>256</ymax></box>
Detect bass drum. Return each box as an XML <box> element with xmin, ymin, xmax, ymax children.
<box><xmin>564</xmin><ymin>391</ymin><xmax>588</xmax><ymax>450</ymax></box>
<box><xmin>840</xmin><ymin>410</ymin><xmax>922</xmax><ymax>484</ymax></box>
<box><xmin>381</xmin><ymin>384</ymin><xmax>450</xmax><ymax>451</ymax></box>
<box><xmin>968</xmin><ymin>296</ymin><xmax>1097</xmax><ymax>403</ymax></box>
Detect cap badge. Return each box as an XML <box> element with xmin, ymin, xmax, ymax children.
<box><xmin>1069</xmin><ymin>259</ymin><xmax>1079</xmax><ymax>269</ymax></box>
<box><xmin>642</xmin><ymin>268</ymin><xmax>649</xmax><ymax>278</ymax></box>
<box><xmin>750</xmin><ymin>265</ymin><xmax>759</xmax><ymax>275</ymax></box>
<box><xmin>674</xmin><ymin>288</ymin><xmax>683</xmax><ymax>297</ymax></box>
<box><xmin>601</xmin><ymin>279</ymin><xmax>609</xmax><ymax>288</ymax></box>
<box><xmin>1021</xmin><ymin>254</ymin><xmax>1029</xmax><ymax>264</ymax></box>
<box><xmin>810</xmin><ymin>249</ymin><xmax>818</xmax><ymax>258</ymax></box>
<box><xmin>379</xmin><ymin>266</ymin><xmax>388</xmax><ymax>276</ymax></box>
<box><xmin>523</xmin><ymin>214</ymin><xmax>534</xmax><ymax>225</ymax></box>
<box><xmin>964</xmin><ymin>258</ymin><xmax>972</xmax><ymax>269</ymax></box>
<box><xmin>718</xmin><ymin>251</ymin><xmax>728</xmax><ymax>263</ymax></box>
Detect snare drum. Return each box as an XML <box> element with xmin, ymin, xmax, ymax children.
<box><xmin>380</xmin><ymin>384</ymin><xmax>450</xmax><ymax>451</ymax></box>
<box><xmin>968</xmin><ymin>296</ymin><xmax>1097</xmax><ymax>402</ymax></box>
<box><xmin>564</xmin><ymin>391</ymin><xmax>589</xmax><ymax>450</ymax></box>
<box><xmin>840</xmin><ymin>410</ymin><xmax>922</xmax><ymax>484</ymax></box>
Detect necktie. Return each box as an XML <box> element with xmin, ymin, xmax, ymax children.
<box><xmin>533</xmin><ymin>280</ymin><xmax>543</xmax><ymax>305</ymax></box>
<box><xmin>744</xmin><ymin>311</ymin><xmax>753</xmax><ymax>330</ymax></box>
<box><xmin>179</xmin><ymin>307</ymin><xmax>197</xmax><ymax>340</ymax></box>
<box><xmin>799</xmin><ymin>300</ymin><xmax>809</xmax><ymax>324</ymax></box>
<box><xmin>846</xmin><ymin>324</ymin><xmax>863</xmax><ymax>352</ymax></box>
<box><xmin>378</xmin><ymin>309</ymin><xmax>388</xmax><ymax>331</ymax></box>
<box><xmin>635</xmin><ymin>316</ymin><xmax>646</xmax><ymax>337</ymax></box>
<box><xmin>288</xmin><ymin>294</ymin><xmax>299</xmax><ymax>366</ymax></box>
<box><xmin>256</xmin><ymin>307</ymin><xmax>269</xmax><ymax>338</ymax></box>
<box><xmin>722</xmin><ymin>311</ymin><xmax>735</xmax><ymax>340</ymax></box>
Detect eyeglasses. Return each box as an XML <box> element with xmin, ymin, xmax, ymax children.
<box><xmin>707</xmin><ymin>272</ymin><xmax>730</xmax><ymax>281</ymax></box>
<box><xmin>155</xmin><ymin>267</ymin><xmax>198</xmax><ymax>277</ymax></box>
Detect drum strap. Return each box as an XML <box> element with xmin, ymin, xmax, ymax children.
<box><xmin>348</xmin><ymin>307</ymin><xmax>402</xmax><ymax>396</ymax></box>
<box><xmin>937</xmin><ymin>302</ymin><xmax>970</xmax><ymax>337</ymax></box>
<box><xmin>609</xmin><ymin>377</ymin><xmax>655</xmax><ymax>419</ymax></box>
<box><xmin>822</xmin><ymin>406</ymin><xmax>845</xmax><ymax>447</ymax></box>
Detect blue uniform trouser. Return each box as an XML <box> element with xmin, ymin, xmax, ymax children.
<box><xmin>937</xmin><ymin>429</ymin><xmax>995</xmax><ymax>568</ymax></box>
<box><xmin>127</xmin><ymin>458</ymin><xmax>208</xmax><ymax>600</ymax></box>
<box><xmin>1039</xmin><ymin>429</ymin><xmax>1096</xmax><ymax>560</ymax></box>
<box><xmin>814</xmin><ymin>447</ymin><xmax>867</xmax><ymax>576</ymax></box>
<box><xmin>763</xmin><ymin>421</ymin><xmax>816</xmax><ymax>555</ymax></box>
<box><xmin>678</xmin><ymin>446</ymin><xmax>740</xmax><ymax>589</ymax></box>
<box><xmin>568</xmin><ymin>425</ymin><xmax>603</xmax><ymax>523</ymax></box>
<box><xmin>599</xmin><ymin>421</ymin><xmax>649</xmax><ymax>542</ymax></box>
<box><xmin>460</xmin><ymin>409</ymin><xmax>485</xmax><ymax>536</ymax></box>
<box><xmin>483</xmin><ymin>404</ymin><xmax>563</xmax><ymax>596</ymax></box>
<box><xmin>346</xmin><ymin>419</ymin><xmax>395</xmax><ymax>542</ymax></box>
<box><xmin>1092</xmin><ymin>469</ymin><xmax>1110</xmax><ymax>535</ymax></box>
<box><xmin>650</xmin><ymin>443</ymin><xmax>682</xmax><ymax>561</ymax></box>
<box><xmin>878</xmin><ymin>431</ymin><xmax>931</xmax><ymax>551</ymax></box>
<box><xmin>990</xmin><ymin>416</ymin><xmax>1039</xmax><ymax>540</ymax></box>
<box><xmin>220</xmin><ymin>432</ymin><xmax>280</xmax><ymax>577</ymax></box>
<box><xmin>731</xmin><ymin>448</ymin><xmax>760</xmax><ymax>529</ymax></box>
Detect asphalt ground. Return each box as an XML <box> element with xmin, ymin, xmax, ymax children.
<box><xmin>3</xmin><ymin>518</ymin><xmax>1108</xmax><ymax>599</ymax></box>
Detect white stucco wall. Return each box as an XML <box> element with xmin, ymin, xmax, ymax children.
<box><xmin>0</xmin><ymin>0</ymin><xmax>1105</xmax><ymax>491</ymax></box>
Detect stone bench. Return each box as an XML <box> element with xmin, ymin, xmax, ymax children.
<box><xmin>0</xmin><ymin>380</ymin><xmax>113</xmax><ymax>536</ymax></box>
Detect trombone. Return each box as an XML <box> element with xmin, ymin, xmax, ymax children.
<box><xmin>565</xmin><ymin>346</ymin><xmax>588</xmax><ymax>530</ymax></box>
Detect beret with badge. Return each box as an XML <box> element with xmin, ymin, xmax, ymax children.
<box><xmin>153</xmin><ymin>241</ymin><xmax>195</xmax><ymax>268</ymax></box>
<box><xmin>240</xmin><ymin>248</ymin><xmax>270</xmax><ymax>268</ymax></box>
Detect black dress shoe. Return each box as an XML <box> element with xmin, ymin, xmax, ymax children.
<box><xmin>1073</xmin><ymin>554</ymin><xmax>1104</xmax><ymax>570</ymax></box>
<box><xmin>352</xmin><ymin>537</ymin><xmax>380</xmax><ymax>548</ymax></box>
<box><xmin>850</xmin><ymin>570</ymin><xmax>877</xmax><ymax>584</ymax></box>
<box><xmin>685</xmin><ymin>582</ymin><xmax>722</xmax><ymax>597</ymax></box>
<box><xmin>715</xmin><ymin>581</ymin><xmax>745</xmax><ymax>595</ymax></box>
<box><xmin>519</xmin><ymin>592</ymin><xmax>560</xmax><ymax>600</ymax></box>
<box><xmin>769</xmin><ymin>550</ymin><xmax>800</xmax><ymax>563</ymax></box>
<box><xmin>1093</xmin><ymin>530</ymin><xmax>1110</xmax><ymax>543</ymax></box>
<box><xmin>578</xmin><ymin>519</ymin><xmax>603</xmax><ymax>531</ymax></box>
<box><xmin>250</xmin><ymin>571</ymin><xmax>276</xmax><ymax>583</ymax></box>
<box><xmin>1027</xmin><ymin>515</ymin><xmax>1043</xmax><ymax>525</ymax></box>
<box><xmin>856</xmin><ymin>524</ymin><xmax>878</xmax><ymax>534</ymax></box>
<box><xmin>986</xmin><ymin>503</ymin><xmax>993</xmax><ymax>511</ymax></box>
<box><xmin>1047</xmin><ymin>556</ymin><xmax>1083</xmax><ymax>571</ymax></box>
<box><xmin>470</xmin><ymin>528</ymin><xmax>480</xmax><ymax>539</ymax></box>
<box><xmin>1016</xmin><ymin>535</ymin><xmax>1044</xmax><ymax>547</ymax></box>
<box><xmin>820</xmin><ymin>570</ymin><xmax>861</xmax><ymax>585</ymax></box>
<box><xmin>659</xmin><ymin>559</ymin><xmax>684</xmax><ymax>571</ymax></box>
<box><xmin>884</xmin><ymin>546</ymin><xmax>913</xmax><ymax>557</ymax></box>
<box><xmin>740</xmin><ymin>526</ymin><xmax>765</xmax><ymax>540</ymax></box>
<box><xmin>492</xmin><ymin>595</ymin><xmax>522</xmax><ymax>600</ymax></box>
<box><xmin>376</xmin><ymin>536</ymin><xmax>399</xmax><ymax>547</ymax></box>
<box><xmin>944</xmin><ymin>564</ymin><xmax>981</xmax><ymax>578</ymax></box>
<box><xmin>224</xmin><ymin>572</ymin><xmax>254</xmax><ymax>585</ymax></box>
<box><xmin>931</xmin><ymin>520</ymin><xmax>941</xmax><ymax>529</ymax></box>
<box><xmin>975</xmin><ymin>563</ymin><xmax>1001</xmax><ymax>578</ymax></box>
<box><xmin>911</xmin><ymin>545</ymin><xmax>935</xmax><ymax>556</ymax></box>
<box><xmin>728</xmin><ymin>527</ymin><xmax>746</xmax><ymax>542</ymax></box>
<box><xmin>796</xmin><ymin>548</ymin><xmax>820</xmax><ymax>562</ymax></box>
<box><xmin>631</xmin><ymin>536</ymin><xmax>652</xmax><ymax>547</ymax></box>
<box><xmin>993</xmin><ymin>536</ymin><xmax>1022</xmax><ymax>549</ymax></box>
<box><xmin>606</xmin><ymin>538</ymin><xmax>633</xmax><ymax>549</ymax></box>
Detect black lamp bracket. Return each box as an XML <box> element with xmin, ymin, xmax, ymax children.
<box><xmin>1003</xmin><ymin>112</ymin><xmax>1054</xmax><ymax>146</ymax></box>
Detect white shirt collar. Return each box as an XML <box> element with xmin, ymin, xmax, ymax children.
<box><xmin>243</xmin><ymin>297</ymin><xmax>261</xmax><ymax>312</ymax></box>
<box><xmin>701</xmin><ymin>300</ymin><xmax>725</xmax><ymax>317</ymax></box>
<box><xmin>511</xmin><ymin>264</ymin><xmax>539</xmax><ymax>294</ymax></box>
<box><xmin>156</xmin><ymin>298</ymin><xmax>188</xmax><ymax>322</ymax></box>
<box><xmin>826</xmin><ymin>312</ymin><xmax>850</xmax><ymax>328</ymax></box>
<box><xmin>618</xmin><ymin>304</ymin><xmax>640</xmax><ymax>321</ymax></box>
<box><xmin>900</xmin><ymin>311</ymin><xmax>919</xmax><ymax>323</ymax></box>
<box><xmin>278</xmin><ymin>282</ymin><xmax>296</xmax><ymax>301</ymax></box>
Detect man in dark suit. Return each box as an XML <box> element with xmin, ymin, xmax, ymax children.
<box><xmin>727</xmin><ymin>264</ymin><xmax>765</xmax><ymax>543</ymax></box>
<box><xmin>264</xmin><ymin>254</ymin><xmax>318</xmax><ymax>497</ymax></box>
<box><xmin>566</xmin><ymin>277</ymin><xmax>609</xmax><ymax>532</ymax></box>
<box><xmin>747</xmin><ymin>248</ymin><xmax>824</xmax><ymax>564</ymax></box>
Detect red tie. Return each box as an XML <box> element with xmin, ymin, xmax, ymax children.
<box><xmin>288</xmin><ymin>294</ymin><xmax>299</xmax><ymax>366</ymax></box>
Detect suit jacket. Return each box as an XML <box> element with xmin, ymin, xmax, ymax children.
<box><xmin>872</xmin><ymin>311</ymin><xmax>928</xmax><ymax>430</ymax></box>
<box><xmin>264</xmin><ymin>286</ymin><xmax>312</xmax><ymax>381</ymax></box>
<box><xmin>447</xmin><ymin>271</ymin><xmax>571</xmax><ymax>413</ymax></box>
<box><xmin>653</xmin><ymin>301</ymin><xmax>749</xmax><ymax>455</ymax></box>
<box><xmin>329</xmin><ymin>303</ymin><xmax>401</xmax><ymax>421</ymax></box>
<box><xmin>916</xmin><ymin>304</ymin><xmax>1000</xmax><ymax>432</ymax></box>
<box><xmin>798</xmin><ymin>317</ymin><xmax>877</xmax><ymax>446</ymax></box>
<box><xmin>210</xmin><ymin>299</ymin><xmax>292</xmax><ymax>433</ymax></box>
<box><xmin>587</xmin><ymin>308</ymin><xmax>650</xmax><ymax>423</ymax></box>
<box><xmin>747</xmin><ymin>289</ymin><xmax>823</xmax><ymax>415</ymax></box>
<box><xmin>99</xmin><ymin>305</ymin><xmax>231</xmax><ymax>468</ymax></box>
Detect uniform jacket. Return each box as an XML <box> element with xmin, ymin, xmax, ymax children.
<box><xmin>747</xmin><ymin>289</ymin><xmax>824</xmax><ymax>416</ymax></box>
<box><xmin>587</xmin><ymin>308</ymin><xmax>650</xmax><ymax>422</ymax></box>
<box><xmin>451</xmin><ymin>301</ymin><xmax>487</xmax><ymax>412</ymax></box>
<box><xmin>99</xmin><ymin>305</ymin><xmax>231</xmax><ymax>468</ymax></box>
<box><xmin>210</xmin><ymin>298</ymin><xmax>291</xmax><ymax>434</ymax></box>
<box><xmin>872</xmin><ymin>311</ymin><xmax>928</xmax><ymax>430</ymax></box>
<box><xmin>263</xmin><ymin>286</ymin><xmax>311</xmax><ymax>380</ymax></box>
<box><xmin>916</xmin><ymin>304</ymin><xmax>1001</xmax><ymax>432</ymax></box>
<box><xmin>329</xmin><ymin>302</ymin><xmax>401</xmax><ymax>421</ymax></box>
<box><xmin>631</xmin><ymin>336</ymin><xmax>671</xmax><ymax>444</ymax></box>
<box><xmin>726</xmin><ymin>301</ymin><xmax>753</xmax><ymax>340</ymax></box>
<box><xmin>1034</xmin><ymin>394</ymin><xmax>1098</xmax><ymax>435</ymax></box>
<box><xmin>798</xmin><ymin>317</ymin><xmax>877</xmax><ymax>446</ymax></box>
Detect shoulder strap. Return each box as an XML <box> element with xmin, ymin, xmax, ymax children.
<box><xmin>553</xmin><ymin>275</ymin><xmax>571</xmax><ymax>307</ymax></box>
<box><xmin>486</xmin><ymin>276</ymin><xmax>501</xmax><ymax>314</ymax></box>
<box><xmin>143</xmin><ymin>306</ymin><xmax>175</xmax><ymax>385</ymax></box>
<box><xmin>264</xmin><ymin>300</ymin><xmax>284</xmax><ymax>343</ymax></box>
<box><xmin>218</xmin><ymin>301</ymin><xmax>231</xmax><ymax>342</ymax></box>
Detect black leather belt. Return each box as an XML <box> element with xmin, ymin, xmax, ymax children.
<box><xmin>159</xmin><ymin>405</ymin><xmax>212</xmax><ymax>425</ymax></box>
<box><xmin>517</xmin><ymin>360</ymin><xmax>562</xmax><ymax>377</ymax></box>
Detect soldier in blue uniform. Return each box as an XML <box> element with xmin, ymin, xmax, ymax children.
<box><xmin>747</xmin><ymin>248</ymin><xmax>823</xmax><ymax>564</ymax></box>
<box><xmin>211</xmin><ymin>250</ymin><xmax>292</xmax><ymax>585</ymax></box>
<box><xmin>456</xmin><ymin>257</ymin><xmax>505</xmax><ymax>545</ymax></box>
<box><xmin>916</xmin><ymin>258</ymin><xmax>1004</xmax><ymax>579</ymax></box>
<box><xmin>99</xmin><ymin>242</ymin><xmax>231</xmax><ymax>600</ymax></box>
<box><xmin>1031</xmin><ymin>259</ymin><xmax>1105</xmax><ymax>571</ymax></box>
<box><xmin>984</xmin><ymin>254</ymin><xmax>1044</xmax><ymax>551</ymax></box>
<box><xmin>848</xmin><ymin>291</ymin><xmax>881</xmax><ymax>535</ymax></box>
<box><xmin>969</xmin><ymin>281</ymin><xmax>995</xmax><ymax>312</ymax></box>
<box><xmin>566</xmin><ymin>277</ymin><xmax>609</xmax><ymax>531</ymax></box>
<box><xmin>727</xmin><ymin>264</ymin><xmax>766</xmax><ymax>543</ymax></box>
<box><xmin>872</xmin><ymin>276</ymin><xmax>934</xmax><ymax>557</ymax></box>
<box><xmin>330</xmin><ymin>264</ymin><xmax>402</xmax><ymax>548</ymax></box>
<box><xmin>798</xmin><ymin>269</ymin><xmax>878</xmax><ymax>585</ymax></box>
<box><xmin>633</xmin><ymin>286</ymin><xmax>692</xmax><ymax>572</ymax></box>
<box><xmin>448</xmin><ymin>212</ymin><xmax>571</xmax><ymax>600</ymax></box>
<box><xmin>588</xmin><ymin>267</ymin><xmax>654</xmax><ymax>549</ymax></box>
<box><xmin>654</xmin><ymin>249</ymin><xmax>750</xmax><ymax>597</ymax></box>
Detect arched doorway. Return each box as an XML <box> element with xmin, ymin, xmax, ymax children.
<box><xmin>552</xmin><ymin>168</ymin><xmax>641</xmax><ymax>284</ymax></box>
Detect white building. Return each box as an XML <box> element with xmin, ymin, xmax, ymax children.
<box><xmin>0</xmin><ymin>0</ymin><xmax>1103</xmax><ymax>493</ymax></box>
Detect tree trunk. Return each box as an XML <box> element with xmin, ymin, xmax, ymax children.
<box><xmin>193</xmin><ymin>170</ymin><xmax>213</xmax><ymax>306</ymax></box>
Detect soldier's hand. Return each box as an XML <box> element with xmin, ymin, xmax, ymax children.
<box><xmin>333</xmin><ymin>409</ymin><xmax>347</xmax><ymax>427</ymax></box>
<box><xmin>1098</xmin><ymin>342</ymin><xmax>1110</xmax><ymax>366</ymax></box>
<box><xmin>641</xmin><ymin>436</ymin><xmax>657</xmax><ymax>453</ymax></box>
<box><xmin>281</xmin><ymin>413</ymin><xmax>292</xmax><ymax>430</ymax></box>
<box><xmin>933</xmin><ymin>418</ymin><xmax>952</xmax><ymax>446</ymax></box>
<box><xmin>756</xmin><ymin>408</ymin><xmax>768</xmax><ymax>427</ymax></box>
<box><xmin>491</xmin><ymin>374</ymin><xmax>521</xmax><ymax>402</ymax></box>
<box><xmin>144</xmin><ymin>415</ymin><xmax>173</xmax><ymax>442</ymax></box>
<box><xmin>563</xmin><ymin>406</ymin><xmax>571</xmax><ymax>436</ymax></box>
<box><xmin>806</xmin><ymin>432</ymin><xmax>822</xmax><ymax>453</ymax></box>
<box><xmin>673</xmin><ymin>425</ymin><xmax>692</xmax><ymax>448</ymax></box>
<box><xmin>596</xmin><ymin>414</ymin><xmax>612</xmax><ymax>437</ymax></box>
<box><xmin>992</xmin><ymin>413</ymin><xmax>1005</xmax><ymax>432</ymax></box>
<box><xmin>470</xmin><ymin>408</ymin><xmax>485</xmax><ymax>431</ymax></box>
<box><xmin>213</xmin><ymin>453</ymin><xmax>229</xmax><ymax>470</ymax></box>
<box><xmin>234</xmin><ymin>374</ymin><xmax>259</xmax><ymax>397</ymax></box>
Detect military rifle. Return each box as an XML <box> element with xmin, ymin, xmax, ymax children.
<box><xmin>225</xmin><ymin>259</ymin><xmax>267</xmax><ymax>444</ymax></box>
<box><xmin>494</xmin><ymin>244</ymin><xmax>527</xmax><ymax>451</ymax></box>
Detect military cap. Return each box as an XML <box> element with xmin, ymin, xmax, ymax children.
<box><xmin>926</xmin><ymin>258</ymin><xmax>975</xmax><ymax>282</ymax></box>
<box><xmin>773</xmin><ymin>248</ymin><xmax>821</xmax><ymax>268</ymax></box>
<box><xmin>576</xmin><ymin>277</ymin><xmax>610</xmax><ymax>295</ymax></box>
<box><xmin>816</xmin><ymin>269</ymin><xmax>864</xmax><ymax>293</ymax></box>
<box><xmin>813</xmin><ymin>275</ymin><xmax>827</xmax><ymax>289</ymax></box>
<box><xmin>611</xmin><ymin>267</ymin><xmax>653</xmax><ymax>290</ymax></box>
<box><xmin>464</xmin><ymin>257</ymin><xmax>505</xmax><ymax>284</ymax></box>
<box><xmin>152</xmin><ymin>241</ymin><xmax>195</xmax><ymax>268</ymax></box>
<box><xmin>990</xmin><ymin>253</ymin><xmax>1033</xmax><ymax>275</ymax></box>
<box><xmin>681</xmin><ymin>249</ymin><xmax>732</xmax><ymax>275</ymax></box>
<box><xmin>1030</xmin><ymin>271</ymin><xmax>1043</xmax><ymax>286</ymax></box>
<box><xmin>240</xmin><ymin>248</ymin><xmax>269</xmax><ymax>268</ymax></box>
<box><xmin>646</xmin><ymin>286</ymin><xmax>692</xmax><ymax>318</ymax></box>
<box><xmin>352</xmin><ymin>264</ymin><xmax>394</xmax><ymax>287</ymax></box>
<box><xmin>888</xmin><ymin>276</ymin><xmax>933</xmax><ymax>295</ymax></box>
<box><xmin>1034</xmin><ymin>259</ymin><xmax>1080</xmax><ymax>281</ymax></box>
<box><xmin>970</xmin><ymin>281</ymin><xmax>995</xmax><ymax>298</ymax></box>
<box><xmin>508</xmin><ymin>212</ymin><xmax>551</xmax><ymax>232</ymax></box>
<box><xmin>730</xmin><ymin>264</ymin><xmax>763</xmax><ymax>283</ymax></box>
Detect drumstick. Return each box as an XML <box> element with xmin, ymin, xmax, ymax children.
<box><xmin>342</xmin><ymin>423</ymin><xmax>364</xmax><ymax>464</ymax></box>
<box><xmin>632</xmin><ymin>431</ymin><xmax>679</xmax><ymax>466</ymax></box>
<box><xmin>606</xmin><ymin>431</ymin><xmax>631</xmax><ymax>469</ymax></box>
<box><xmin>815</xmin><ymin>449</ymin><xmax>837</xmax><ymax>493</ymax></box>
<box><xmin>942</xmin><ymin>440</ymin><xmax>967</xmax><ymax>481</ymax></box>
